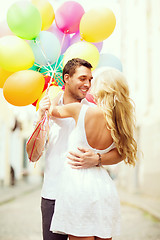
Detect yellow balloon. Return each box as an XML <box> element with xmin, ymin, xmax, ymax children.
<box><xmin>0</xmin><ymin>67</ymin><xmax>13</xmax><ymax>88</ymax></box>
<box><xmin>31</xmin><ymin>0</ymin><xmax>55</xmax><ymax>31</ymax></box>
<box><xmin>3</xmin><ymin>70</ymin><xmax>45</xmax><ymax>106</ymax></box>
<box><xmin>80</xmin><ymin>8</ymin><xmax>116</xmax><ymax>43</ymax></box>
<box><xmin>0</xmin><ymin>36</ymin><xmax>35</xmax><ymax>72</ymax></box>
<box><xmin>63</xmin><ymin>42</ymin><xmax>99</xmax><ymax>70</ymax></box>
<box><xmin>36</xmin><ymin>85</ymin><xmax>63</xmax><ymax>111</ymax></box>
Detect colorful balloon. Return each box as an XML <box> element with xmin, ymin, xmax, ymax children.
<box><xmin>7</xmin><ymin>1</ymin><xmax>42</xmax><ymax>40</ymax></box>
<box><xmin>63</xmin><ymin>42</ymin><xmax>99</xmax><ymax>70</ymax></box>
<box><xmin>70</xmin><ymin>32</ymin><xmax>103</xmax><ymax>52</ymax></box>
<box><xmin>31</xmin><ymin>0</ymin><xmax>55</xmax><ymax>31</ymax></box>
<box><xmin>86</xmin><ymin>92</ymin><xmax>96</xmax><ymax>104</ymax></box>
<box><xmin>3</xmin><ymin>70</ymin><xmax>45</xmax><ymax>106</ymax></box>
<box><xmin>32</xmin><ymin>75</ymin><xmax>55</xmax><ymax>107</ymax></box>
<box><xmin>0</xmin><ymin>36</ymin><xmax>35</xmax><ymax>72</ymax></box>
<box><xmin>55</xmin><ymin>1</ymin><xmax>85</xmax><ymax>34</ymax></box>
<box><xmin>30</xmin><ymin>31</ymin><xmax>61</xmax><ymax>65</ymax></box>
<box><xmin>48</xmin><ymin>23</ymin><xmax>70</xmax><ymax>54</ymax></box>
<box><xmin>36</xmin><ymin>85</ymin><xmax>63</xmax><ymax>111</ymax></box>
<box><xmin>0</xmin><ymin>67</ymin><xmax>13</xmax><ymax>88</ymax></box>
<box><xmin>97</xmin><ymin>53</ymin><xmax>123</xmax><ymax>72</ymax></box>
<box><xmin>80</xmin><ymin>8</ymin><xmax>116</xmax><ymax>43</ymax></box>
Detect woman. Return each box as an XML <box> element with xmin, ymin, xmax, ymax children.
<box><xmin>49</xmin><ymin>67</ymin><xmax>137</xmax><ymax>240</ymax></box>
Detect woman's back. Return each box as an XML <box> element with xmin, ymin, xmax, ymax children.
<box><xmin>84</xmin><ymin>106</ymin><xmax>113</xmax><ymax>150</ymax></box>
<box><xmin>67</xmin><ymin>104</ymin><xmax>114</xmax><ymax>154</ymax></box>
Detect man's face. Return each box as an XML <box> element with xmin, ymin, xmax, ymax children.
<box><xmin>64</xmin><ymin>66</ymin><xmax>93</xmax><ymax>101</ymax></box>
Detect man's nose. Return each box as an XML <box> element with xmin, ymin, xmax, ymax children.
<box><xmin>84</xmin><ymin>79</ymin><xmax>90</xmax><ymax>87</ymax></box>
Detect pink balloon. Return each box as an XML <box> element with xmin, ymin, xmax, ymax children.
<box><xmin>55</xmin><ymin>1</ymin><xmax>85</xmax><ymax>34</ymax></box>
<box><xmin>0</xmin><ymin>20</ymin><xmax>13</xmax><ymax>37</ymax></box>
<box><xmin>86</xmin><ymin>93</ymin><xmax>96</xmax><ymax>104</ymax></box>
<box><xmin>70</xmin><ymin>32</ymin><xmax>103</xmax><ymax>52</ymax></box>
<box><xmin>48</xmin><ymin>23</ymin><xmax>70</xmax><ymax>54</ymax></box>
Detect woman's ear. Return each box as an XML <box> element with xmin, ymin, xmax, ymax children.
<box><xmin>64</xmin><ymin>74</ymin><xmax>69</xmax><ymax>84</ymax></box>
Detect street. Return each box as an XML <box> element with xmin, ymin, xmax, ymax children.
<box><xmin>0</xmin><ymin>188</ymin><xmax>160</xmax><ymax>240</ymax></box>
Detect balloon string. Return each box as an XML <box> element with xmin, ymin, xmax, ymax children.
<box><xmin>46</xmin><ymin>32</ymin><xmax>66</xmax><ymax>93</ymax></box>
<box><xmin>30</xmin><ymin>33</ymin><xmax>67</xmax><ymax>167</ymax></box>
<box><xmin>54</xmin><ymin>33</ymin><xmax>66</xmax><ymax>72</ymax></box>
<box><xmin>28</xmin><ymin>115</ymin><xmax>46</xmax><ymax>159</ymax></box>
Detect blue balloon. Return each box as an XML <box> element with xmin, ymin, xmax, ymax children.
<box><xmin>97</xmin><ymin>53</ymin><xmax>123</xmax><ymax>72</ymax></box>
<box><xmin>30</xmin><ymin>31</ymin><xmax>61</xmax><ymax>65</ymax></box>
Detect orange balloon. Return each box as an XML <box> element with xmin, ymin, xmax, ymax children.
<box><xmin>0</xmin><ymin>67</ymin><xmax>13</xmax><ymax>88</ymax></box>
<box><xmin>3</xmin><ymin>70</ymin><xmax>45</xmax><ymax>106</ymax></box>
<box><xmin>36</xmin><ymin>85</ymin><xmax>63</xmax><ymax>111</ymax></box>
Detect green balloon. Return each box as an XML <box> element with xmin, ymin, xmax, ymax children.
<box><xmin>7</xmin><ymin>1</ymin><xmax>42</xmax><ymax>40</ymax></box>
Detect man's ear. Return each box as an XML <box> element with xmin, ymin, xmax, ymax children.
<box><xmin>64</xmin><ymin>74</ymin><xmax>69</xmax><ymax>84</ymax></box>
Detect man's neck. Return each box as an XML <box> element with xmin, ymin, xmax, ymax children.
<box><xmin>63</xmin><ymin>92</ymin><xmax>83</xmax><ymax>105</ymax></box>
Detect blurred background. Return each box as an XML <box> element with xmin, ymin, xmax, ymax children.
<box><xmin>0</xmin><ymin>0</ymin><xmax>160</xmax><ymax>239</ymax></box>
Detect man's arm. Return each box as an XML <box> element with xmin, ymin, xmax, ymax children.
<box><xmin>67</xmin><ymin>147</ymin><xmax>123</xmax><ymax>169</ymax></box>
<box><xmin>26</xmin><ymin>95</ymin><xmax>51</xmax><ymax>162</ymax></box>
<box><xmin>26</xmin><ymin>93</ymin><xmax>64</xmax><ymax>162</ymax></box>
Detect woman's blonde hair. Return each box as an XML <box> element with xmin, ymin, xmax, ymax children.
<box><xmin>91</xmin><ymin>67</ymin><xmax>137</xmax><ymax>166</ymax></box>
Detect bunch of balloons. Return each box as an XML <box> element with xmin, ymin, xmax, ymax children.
<box><xmin>0</xmin><ymin>0</ymin><xmax>122</xmax><ymax>107</ymax></box>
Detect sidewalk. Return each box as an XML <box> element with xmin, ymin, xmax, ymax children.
<box><xmin>0</xmin><ymin>180</ymin><xmax>41</xmax><ymax>205</ymax></box>
<box><xmin>118</xmin><ymin>187</ymin><xmax>160</xmax><ymax>221</ymax></box>
<box><xmin>0</xmin><ymin>181</ymin><xmax>160</xmax><ymax>221</ymax></box>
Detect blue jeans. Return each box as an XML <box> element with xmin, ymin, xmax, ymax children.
<box><xmin>41</xmin><ymin>198</ymin><xmax>68</xmax><ymax>240</ymax></box>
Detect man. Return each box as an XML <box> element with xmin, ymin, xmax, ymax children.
<box><xmin>27</xmin><ymin>58</ymin><xmax>122</xmax><ymax>240</ymax></box>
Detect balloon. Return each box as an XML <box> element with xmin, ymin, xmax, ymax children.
<box><xmin>86</xmin><ymin>93</ymin><xmax>96</xmax><ymax>104</ymax></box>
<box><xmin>3</xmin><ymin>70</ymin><xmax>45</xmax><ymax>106</ymax></box>
<box><xmin>55</xmin><ymin>1</ymin><xmax>84</xmax><ymax>34</ymax></box>
<box><xmin>97</xmin><ymin>53</ymin><xmax>123</xmax><ymax>72</ymax></box>
<box><xmin>32</xmin><ymin>75</ymin><xmax>55</xmax><ymax>106</ymax></box>
<box><xmin>36</xmin><ymin>85</ymin><xmax>63</xmax><ymax>111</ymax></box>
<box><xmin>48</xmin><ymin>23</ymin><xmax>70</xmax><ymax>54</ymax></box>
<box><xmin>0</xmin><ymin>20</ymin><xmax>13</xmax><ymax>38</ymax></box>
<box><xmin>63</xmin><ymin>42</ymin><xmax>99</xmax><ymax>70</ymax></box>
<box><xmin>0</xmin><ymin>67</ymin><xmax>13</xmax><ymax>88</ymax></box>
<box><xmin>30</xmin><ymin>31</ymin><xmax>61</xmax><ymax>65</ymax></box>
<box><xmin>31</xmin><ymin>0</ymin><xmax>55</xmax><ymax>31</ymax></box>
<box><xmin>0</xmin><ymin>36</ymin><xmax>35</xmax><ymax>72</ymax></box>
<box><xmin>7</xmin><ymin>1</ymin><xmax>42</xmax><ymax>40</ymax></box>
<box><xmin>80</xmin><ymin>8</ymin><xmax>116</xmax><ymax>43</ymax></box>
<box><xmin>70</xmin><ymin>32</ymin><xmax>103</xmax><ymax>52</ymax></box>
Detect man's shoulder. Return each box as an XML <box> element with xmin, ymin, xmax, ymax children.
<box><xmin>82</xmin><ymin>98</ymin><xmax>96</xmax><ymax>107</ymax></box>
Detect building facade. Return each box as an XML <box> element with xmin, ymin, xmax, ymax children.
<box><xmin>117</xmin><ymin>0</ymin><xmax>160</xmax><ymax>197</ymax></box>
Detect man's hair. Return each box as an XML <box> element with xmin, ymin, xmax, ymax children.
<box><xmin>62</xmin><ymin>58</ymin><xmax>93</xmax><ymax>82</ymax></box>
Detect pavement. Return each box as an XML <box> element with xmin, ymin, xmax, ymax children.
<box><xmin>0</xmin><ymin>180</ymin><xmax>160</xmax><ymax>222</ymax></box>
<box><xmin>0</xmin><ymin>180</ymin><xmax>41</xmax><ymax>206</ymax></box>
<box><xmin>118</xmin><ymin>188</ymin><xmax>160</xmax><ymax>221</ymax></box>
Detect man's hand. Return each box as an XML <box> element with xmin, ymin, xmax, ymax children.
<box><xmin>67</xmin><ymin>146</ymin><xmax>123</xmax><ymax>169</ymax></box>
<box><xmin>67</xmin><ymin>147</ymin><xmax>99</xmax><ymax>169</ymax></box>
<box><xmin>38</xmin><ymin>95</ymin><xmax>51</xmax><ymax>119</ymax></box>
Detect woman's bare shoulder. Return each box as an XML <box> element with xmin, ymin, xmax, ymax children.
<box><xmin>87</xmin><ymin>106</ymin><xmax>104</xmax><ymax>118</ymax></box>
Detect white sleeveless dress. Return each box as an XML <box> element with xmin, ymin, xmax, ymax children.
<box><xmin>50</xmin><ymin>105</ymin><xmax>121</xmax><ymax>238</ymax></box>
